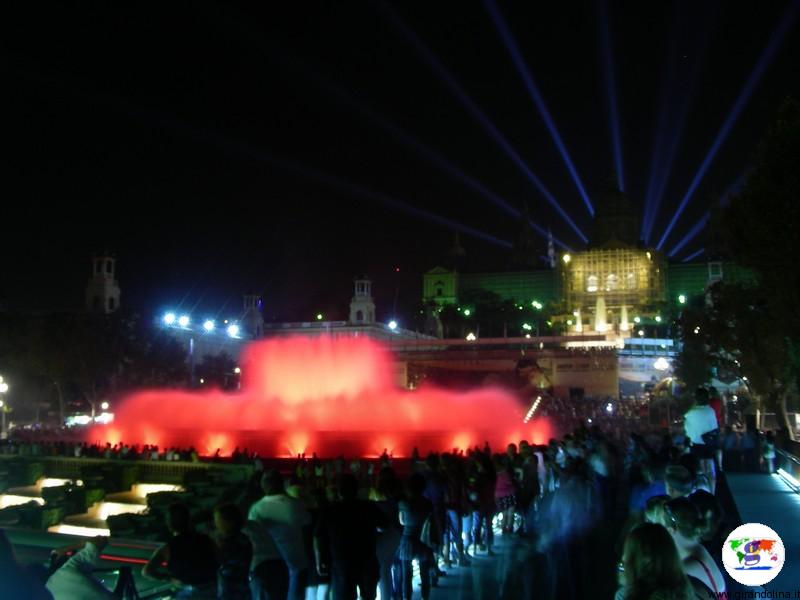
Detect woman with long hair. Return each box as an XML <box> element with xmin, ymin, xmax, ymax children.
<box><xmin>663</xmin><ymin>497</ymin><xmax>726</xmax><ymax>597</ymax></box>
<box><xmin>615</xmin><ymin>523</ymin><xmax>694</xmax><ymax>600</ymax></box>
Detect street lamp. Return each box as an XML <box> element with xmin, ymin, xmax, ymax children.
<box><xmin>0</xmin><ymin>379</ymin><xmax>8</xmax><ymax>440</ymax></box>
<box><xmin>388</xmin><ymin>320</ymin><xmax>398</xmax><ymax>331</ymax></box>
<box><xmin>100</xmin><ymin>401</ymin><xmax>110</xmax><ymax>411</ymax></box>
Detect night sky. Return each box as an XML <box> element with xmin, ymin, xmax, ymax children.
<box><xmin>3</xmin><ymin>1</ymin><xmax>799</xmax><ymax>322</ymax></box>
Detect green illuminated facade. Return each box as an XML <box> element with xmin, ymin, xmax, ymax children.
<box><xmin>422</xmin><ymin>182</ymin><xmax>746</xmax><ymax>315</ymax></box>
<box><xmin>424</xmin><ymin>261</ymin><xmax>728</xmax><ymax>309</ymax></box>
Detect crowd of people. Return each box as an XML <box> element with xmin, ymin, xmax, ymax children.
<box><xmin>0</xmin><ymin>384</ymin><xmax>787</xmax><ymax>600</ymax></box>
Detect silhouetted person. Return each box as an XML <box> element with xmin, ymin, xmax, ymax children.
<box><xmin>314</xmin><ymin>473</ymin><xmax>389</xmax><ymax>600</ymax></box>
<box><xmin>143</xmin><ymin>503</ymin><xmax>218</xmax><ymax>598</ymax></box>
<box><xmin>248</xmin><ymin>469</ymin><xmax>310</xmax><ymax>600</ymax></box>
<box><xmin>1</xmin><ymin>529</ymin><xmax>53</xmax><ymax>600</ymax></box>
<box><xmin>214</xmin><ymin>504</ymin><xmax>252</xmax><ymax>600</ymax></box>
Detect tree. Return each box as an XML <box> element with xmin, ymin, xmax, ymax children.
<box><xmin>677</xmin><ymin>99</ymin><xmax>800</xmax><ymax>438</ymax></box>
<box><xmin>196</xmin><ymin>352</ymin><xmax>237</xmax><ymax>390</ymax></box>
<box><xmin>0</xmin><ymin>310</ymin><xmax>188</xmax><ymax>425</ymax></box>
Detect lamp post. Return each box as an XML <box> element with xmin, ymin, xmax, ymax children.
<box><xmin>0</xmin><ymin>377</ymin><xmax>9</xmax><ymax>440</ymax></box>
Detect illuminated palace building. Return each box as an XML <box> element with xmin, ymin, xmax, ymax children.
<box><xmin>423</xmin><ymin>181</ymin><xmax>739</xmax><ymax>397</ymax></box>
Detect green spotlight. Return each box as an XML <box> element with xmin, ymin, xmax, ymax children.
<box><xmin>316</xmin><ymin>313</ymin><xmax>323</xmax><ymax>321</ymax></box>
<box><xmin>678</xmin><ymin>294</ymin><xmax>686</xmax><ymax>304</ymax></box>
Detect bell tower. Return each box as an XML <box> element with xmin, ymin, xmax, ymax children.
<box><xmin>349</xmin><ymin>275</ymin><xmax>376</xmax><ymax>324</ymax></box>
<box><xmin>85</xmin><ymin>254</ymin><xmax>121</xmax><ymax>314</ymax></box>
<box><xmin>242</xmin><ymin>292</ymin><xmax>264</xmax><ymax>339</ymax></box>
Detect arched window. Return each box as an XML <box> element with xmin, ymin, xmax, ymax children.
<box><xmin>106</xmin><ymin>260</ymin><xmax>113</xmax><ymax>274</ymax></box>
<box><xmin>606</xmin><ymin>273</ymin><xmax>618</xmax><ymax>291</ymax></box>
<box><xmin>95</xmin><ymin>261</ymin><xmax>102</xmax><ymax>274</ymax></box>
<box><xmin>586</xmin><ymin>275</ymin><xmax>598</xmax><ymax>293</ymax></box>
<box><xmin>626</xmin><ymin>272</ymin><xmax>636</xmax><ymax>289</ymax></box>
<box><xmin>108</xmin><ymin>297</ymin><xmax>115</xmax><ymax>311</ymax></box>
<box><xmin>356</xmin><ymin>310</ymin><xmax>364</xmax><ymax>322</ymax></box>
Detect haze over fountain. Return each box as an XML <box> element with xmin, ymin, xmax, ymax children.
<box><xmin>94</xmin><ymin>336</ymin><xmax>551</xmax><ymax>457</ymax></box>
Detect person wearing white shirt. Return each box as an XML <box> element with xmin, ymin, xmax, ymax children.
<box><xmin>684</xmin><ymin>387</ymin><xmax>719</xmax><ymax>493</ymax></box>
<box><xmin>247</xmin><ymin>469</ymin><xmax>311</xmax><ymax>600</ymax></box>
<box><xmin>46</xmin><ymin>538</ymin><xmax>117</xmax><ymax>600</ymax></box>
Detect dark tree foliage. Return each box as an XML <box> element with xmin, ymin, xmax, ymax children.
<box><xmin>677</xmin><ymin>99</ymin><xmax>800</xmax><ymax>438</ymax></box>
<box><xmin>195</xmin><ymin>352</ymin><xmax>237</xmax><ymax>390</ymax></box>
<box><xmin>0</xmin><ymin>310</ymin><xmax>187</xmax><ymax>424</ymax></box>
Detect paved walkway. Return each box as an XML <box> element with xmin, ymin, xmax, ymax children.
<box><xmin>727</xmin><ymin>472</ymin><xmax>800</xmax><ymax>594</ymax></box>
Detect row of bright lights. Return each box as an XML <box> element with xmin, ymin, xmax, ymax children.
<box><xmin>163</xmin><ymin>313</ymin><xmax>240</xmax><ymax>338</ymax></box>
<box><xmin>524</xmin><ymin>396</ymin><xmax>542</xmax><ymax>423</ymax></box>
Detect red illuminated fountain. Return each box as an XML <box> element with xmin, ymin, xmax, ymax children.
<box><xmin>92</xmin><ymin>336</ymin><xmax>552</xmax><ymax>457</ymax></box>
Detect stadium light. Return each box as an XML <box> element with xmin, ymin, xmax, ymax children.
<box><xmin>388</xmin><ymin>320</ymin><xmax>398</xmax><ymax>331</ymax></box>
<box><xmin>203</xmin><ymin>320</ymin><xmax>215</xmax><ymax>332</ymax></box>
<box><xmin>227</xmin><ymin>324</ymin><xmax>240</xmax><ymax>337</ymax></box>
<box><xmin>163</xmin><ymin>312</ymin><xmax>176</xmax><ymax>326</ymax></box>
<box><xmin>178</xmin><ymin>315</ymin><xmax>190</xmax><ymax>328</ymax></box>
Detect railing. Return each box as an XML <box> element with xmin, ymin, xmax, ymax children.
<box><xmin>775</xmin><ymin>448</ymin><xmax>800</xmax><ymax>493</ymax></box>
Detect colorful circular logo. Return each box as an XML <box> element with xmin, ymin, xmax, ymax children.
<box><xmin>722</xmin><ymin>523</ymin><xmax>785</xmax><ymax>586</ymax></box>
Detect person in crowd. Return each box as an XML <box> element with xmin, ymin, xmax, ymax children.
<box><xmin>517</xmin><ymin>445</ymin><xmax>541</xmax><ymax>534</ymax></box>
<box><xmin>615</xmin><ymin>523</ymin><xmax>695</xmax><ymax>600</ymax></box>
<box><xmin>314</xmin><ymin>473</ymin><xmax>389</xmax><ymax>600</ymax></box>
<box><xmin>47</xmin><ymin>536</ymin><xmax>129</xmax><ymax>600</ymax></box>
<box><xmin>663</xmin><ymin>498</ymin><xmax>726</xmax><ymax>597</ymax></box>
<box><xmin>422</xmin><ymin>454</ymin><xmax>447</xmax><ymax>584</ymax></box>
<box><xmin>470</xmin><ymin>455</ymin><xmax>497</xmax><ymax>556</ymax></box>
<box><xmin>721</xmin><ymin>426</ymin><xmax>740</xmax><ymax>472</ymax></box>
<box><xmin>687</xmin><ymin>490</ymin><xmax>723</xmax><ymax>547</ymax></box>
<box><xmin>1</xmin><ymin>529</ymin><xmax>53</xmax><ymax>600</ymax></box>
<box><xmin>739</xmin><ymin>425</ymin><xmax>758</xmax><ymax>471</ymax></box>
<box><xmin>370</xmin><ymin>467</ymin><xmax>402</xmax><ymax>600</ymax></box>
<box><xmin>494</xmin><ymin>455</ymin><xmax>517</xmax><ymax>534</ymax></box>
<box><xmin>664</xmin><ymin>465</ymin><xmax>694</xmax><ymax>499</ymax></box>
<box><xmin>629</xmin><ymin>462</ymin><xmax>667</xmax><ymax>514</ymax></box>
<box><xmin>643</xmin><ymin>495</ymin><xmax>671</xmax><ymax>526</ymax></box>
<box><xmin>440</xmin><ymin>452</ymin><xmax>469</xmax><ymax>568</ymax></box>
<box><xmin>213</xmin><ymin>503</ymin><xmax>252</xmax><ymax>600</ymax></box>
<box><xmin>397</xmin><ymin>472</ymin><xmax>434</xmax><ymax>600</ymax></box>
<box><xmin>247</xmin><ymin>469</ymin><xmax>311</xmax><ymax>600</ymax></box>
<box><xmin>677</xmin><ymin>453</ymin><xmax>712</xmax><ymax>494</ymax></box>
<box><xmin>762</xmin><ymin>431</ymin><xmax>777</xmax><ymax>473</ymax></box>
<box><xmin>683</xmin><ymin>387</ymin><xmax>719</xmax><ymax>493</ymax></box>
<box><xmin>142</xmin><ymin>503</ymin><xmax>218</xmax><ymax>598</ymax></box>
<box><xmin>708</xmin><ymin>387</ymin><xmax>725</xmax><ymax>472</ymax></box>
